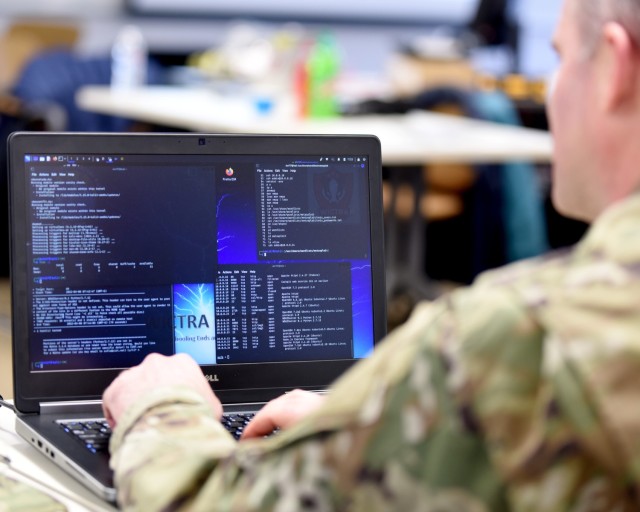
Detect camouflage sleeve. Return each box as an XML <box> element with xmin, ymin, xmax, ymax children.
<box><xmin>109</xmin><ymin>278</ymin><xmax>636</xmax><ymax>511</ymax></box>
<box><xmin>0</xmin><ymin>474</ymin><xmax>67</xmax><ymax>512</ymax></box>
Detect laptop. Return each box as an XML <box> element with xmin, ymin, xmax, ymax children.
<box><xmin>7</xmin><ymin>132</ymin><xmax>386</xmax><ymax>502</ymax></box>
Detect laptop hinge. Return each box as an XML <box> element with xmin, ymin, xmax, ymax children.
<box><xmin>40</xmin><ymin>400</ymin><xmax>103</xmax><ymax>415</ymax></box>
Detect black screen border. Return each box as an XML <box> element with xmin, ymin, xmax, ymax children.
<box><xmin>8</xmin><ymin>132</ymin><xmax>386</xmax><ymax>413</ymax></box>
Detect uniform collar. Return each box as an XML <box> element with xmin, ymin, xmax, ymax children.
<box><xmin>574</xmin><ymin>194</ymin><xmax>640</xmax><ymax>261</ymax></box>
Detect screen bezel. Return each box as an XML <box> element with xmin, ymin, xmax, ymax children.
<box><xmin>9</xmin><ymin>132</ymin><xmax>386</xmax><ymax>413</ymax></box>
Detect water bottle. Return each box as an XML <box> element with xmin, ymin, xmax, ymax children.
<box><xmin>111</xmin><ymin>25</ymin><xmax>147</xmax><ymax>90</ymax></box>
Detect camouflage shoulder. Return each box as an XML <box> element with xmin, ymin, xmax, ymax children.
<box><xmin>473</xmin><ymin>246</ymin><xmax>575</xmax><ymax>290</ymax></box>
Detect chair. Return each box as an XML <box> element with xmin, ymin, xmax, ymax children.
<box><xmin>0</xmin><ymin>21</ymin><xmax>79</xmax><ymax>90</ymax></box>
<box><xmin>11</xmin><ymin>49</ymin><xmax>165</xmax><ymax>132</ymax></box>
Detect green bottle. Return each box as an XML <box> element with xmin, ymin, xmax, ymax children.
<box><xmin>306</xmin><ymin>33</ymin><xmax>340</xmax><ymax>118</ymax></box>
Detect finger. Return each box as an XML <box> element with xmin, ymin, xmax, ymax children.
<box><xmin>240</xmin><ymin>390</ymin><xmax>324</xmax><ymax>440</ymax></box>
<box><xmin>102</xmin><ymin>376</ymin><xmax>128</xmax><ymax>429</ymax></box>
<box><xmin>104</xmin><ymin>407</ymin><xmax>116</xmax><ymax>430</ymax></box>
<box><xmin>241</xmin><ymin>413</ymin><xmax>277</xmax><ymax>440</ymax></box>
<box><xmin>241</xmin><ymin>403</ymin><xmax>280</xmax><ymax>439</ymax></box>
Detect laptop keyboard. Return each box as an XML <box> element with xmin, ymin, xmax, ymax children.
<box><xmin>220</xmin><ymin>413</ymin><xmax>256</xmax><ymax>440</ymax></box>
<box><xmin>59</xmin><ymin>413</ymin><xmax>257</xmax><ymax>453</ymax></box>
<box><xmin>58</xmin><ymin>419</ymin><xmax>112</xmax><ymax>453</ymax></box>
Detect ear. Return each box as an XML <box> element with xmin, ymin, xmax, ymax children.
<box><xmin>598</xmin><ymin>22</ymin><xmax>639</xmax><ymax>111</ymax></box>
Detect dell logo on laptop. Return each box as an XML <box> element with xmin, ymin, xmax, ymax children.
<box><xmin>205</xmin><ymin>374</ymin><xmax>220</xmax><ymax>383</ymax></box>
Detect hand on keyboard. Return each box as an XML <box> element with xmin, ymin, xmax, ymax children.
<box><xmin>241</xmin><ymin>390</ymin><xmax>325</xmax><ymax>440</ymax></box>
<box><xmin>103</xmin><ymin>353</ymin><xmax>223</xmax><ymax>429</ymax></box>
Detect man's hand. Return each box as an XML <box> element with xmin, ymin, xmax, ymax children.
<box><xmin>102</xmin><ymin>353</ymin><xmax>223</xmax><ymax>429</ymax></box>
<box><xmin>241</xmin><ymin>389</ymin><xmax>325</xmax><ymax>440</ymax></box>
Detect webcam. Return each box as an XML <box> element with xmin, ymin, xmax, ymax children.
<box><xmin>198</xmin><ymin>138</ymin><xmax>206</xmax><ymax>146</ymax></box>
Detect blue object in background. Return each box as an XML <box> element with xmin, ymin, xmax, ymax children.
<box><xmin>474</xmin><ymin>91</ymin><xmax>549</xmax><ymax>261</ymax></box>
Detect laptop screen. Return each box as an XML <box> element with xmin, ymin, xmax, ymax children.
<box><xmin>10</xmin><ymin>134</ymin><xmax>386</xmax><ymax>410</ymax></box>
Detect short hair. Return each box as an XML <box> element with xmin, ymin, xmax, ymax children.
<box><xmin>579</xmin><ymin>0</ymin><xmax>640</xmax><ymax>51</ymax></box>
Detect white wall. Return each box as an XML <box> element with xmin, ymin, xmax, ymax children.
<box><xmin>512</xmin><ymin>0</ymin><xmax>562</xmax><ymax>77</ymax></box>
<box><xmin>0</xmin><ymin>0</ymin><xmax>476</xmax><ymax>73</ymax></box>
<box><xmin>0</xmin><ymin>0</ymin><xmax>564</xmax><ymax>77</ymax></box>
<box><xmin>0</xmin><ymin>0</ymin><xmax>477</xmax><ymax>23</ymax></box>
<box><xmin>0</xmin><ymin>0</ymin><xmax>123</xmax><ymax>17</ymax></box>
<box><xmin>127</xmin><ymin>0</ymin><xmax>478</xmax><ymax>24</ymax></box>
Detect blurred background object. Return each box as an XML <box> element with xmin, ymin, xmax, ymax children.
<box><xmin>0</xmin><ymin>0</ymin><xmax>581</xmax><ymax>399</ymax></box>
<box><xmin>0</xmin><ymin>20</ymin><xmax>79</xmax><ymax>90</ymax></box>
<box><xmin>110</xmin><ymin>24</ymin><xmax>148</xmax><ymax>89</ymax></box>
<box><xmin>0</xmin><ymin>0</ymin><xmax>585</xmax><ymax>342</ymax></box>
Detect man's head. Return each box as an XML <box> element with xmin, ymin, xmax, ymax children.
<box><xmin>548</xmin><ymin>0</ymin><xmax>640</xmax><ymax>221</ymax></box>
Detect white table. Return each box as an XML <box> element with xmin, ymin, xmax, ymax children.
<box><xmin>0</xmin><ymin>405</ymin><xmax>116</xmax><ymax>512</ymax></box>
<box><xmin>76</xmin><ymin>85</ymin><xmax>553</xmax><ymax>166</ymax></box>
<box><xmin>76</xmin><ymin>85</ymin><xmax>554</xmax><ymax>300</ymax></box>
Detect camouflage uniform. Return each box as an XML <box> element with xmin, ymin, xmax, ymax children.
<box><xmin>110</xmin><ymin>195</ymin><xmax>640</xmax><ymax>511</ymax></box>
<box><xmin>0</xmin><ymin>474</ymin><xmax>66</xmax><ymax>511</ymax></box>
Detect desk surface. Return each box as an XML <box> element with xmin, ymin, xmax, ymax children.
<box><xmin>77</xmin><ymin>86</ymin><xmax>554</xmax><ymax>166</ymax></box>
<box><xmin>0</xmin><ymin>406</ymin><xmax>115</xmax><ymax>511</ymax></box>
